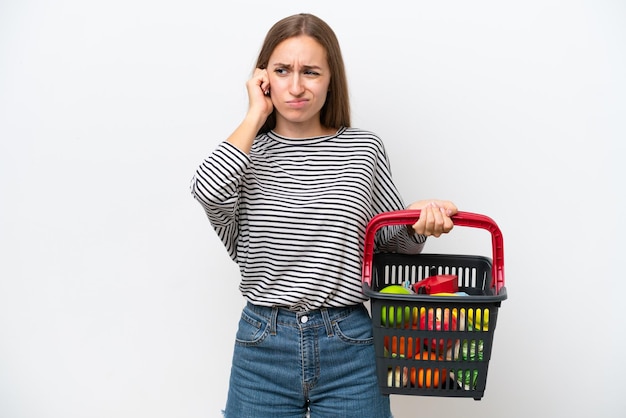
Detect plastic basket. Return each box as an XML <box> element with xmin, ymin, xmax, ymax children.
<box><xmin>362</xmin><ymin>210</ymin><xmax>507</xmax><ymax>400</ymax></box>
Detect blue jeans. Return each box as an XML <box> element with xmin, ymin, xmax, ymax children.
<box><xmin>223</xmin><ymin>302</ymin><xmax>392</xmax><ymax>418</ymax></box>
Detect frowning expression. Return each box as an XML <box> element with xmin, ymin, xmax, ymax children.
<box><xmin>267</xmin><ymin>35</ymin><xmax>331</xmax><ymax>133</ymax></box>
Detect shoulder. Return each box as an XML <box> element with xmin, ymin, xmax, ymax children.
<box><xmin>340</xmin><ymin>126</ymin><xmax>381</xmax><ymax>139</ymax></box>
<box><xmin>339</xmin><ymin>127</ymin><xmax>384</xmax><ymax>143</ymax></box>
<box><xmin>338</xmin><ymin>127</ymin><xmax>387</xmax><ymax>152</ymax></box>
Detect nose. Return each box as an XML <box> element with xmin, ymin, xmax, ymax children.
<box><xmin>289</xmin><ymin>74</ymin><xmax>305</xmax><ymax>96</ymax></box>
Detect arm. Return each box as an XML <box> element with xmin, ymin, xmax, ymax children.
<box><xmin>369</xmin><ymin>136</ymin><xmax>427</xmax><ymax>254</ymax></box>
<box><xmin>226</xmin><ymin>68</ymin><xmax>273</xmax><ymax>154</ymax></box>
<box><xmin>191</xmin><ymin>66</ymin><xmax>271</xmax><ymax>217</ymax></box>
<box><xmin>189</xmin><ymin>68</ymin><xmax>273</xmax><ymax>260</ymax></box>
<box><xmin>190</xmin><ymin>142</ymin><xmax>249</xmax><ymax>260</ymax></box>
<box><xmin>370</xmin><ymin>137</ymin><xmax>458</xmax><ymax>253</ymax></box>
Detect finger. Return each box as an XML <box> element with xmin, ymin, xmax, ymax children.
<box><xmin>414</xmin><ymin>205</ymin><xmax>434</xmax><ymax>236</ymax></box>
<box><xmin>255</xmin><ymin>69</ymin><xmax>270</xmax><ymax>95</ymax></box>
<box><xmin>412</xmin><ymin>207</ymin><xmax>425</xmax><ymax>235</ymax></box>
<box><xmin>254</xmin><ymin>68</ymin><xmax>266</xmax><ymax>79</ymax></box>
<box><xmin>441</xmin><ymin>201</ymin><xmax>458</xmax><ymax>217</ymax></box>
<box><xmin>440</xmin><ymin>207</ymin><xmax>455</xmax><ymax>233</ymax></box>
<box><xmin>429</xmin><ymin>205</ymin><xmax>445</xmax><ymax>237</ymax></box>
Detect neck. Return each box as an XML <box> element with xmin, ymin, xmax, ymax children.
<box><xmin>274</xmin><ymin>119</ymin><xmax>336</xmax><ymax>139</ymax></box>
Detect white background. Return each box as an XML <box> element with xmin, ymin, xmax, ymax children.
<box><xmin>1</xmin><ymin>1</ymin><xmax>624</xmax><ymax>417</ymax></box>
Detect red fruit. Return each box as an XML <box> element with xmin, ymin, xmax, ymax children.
<box><xmin>418</xmin><ymin>308</ymin><xmax>458</xmax><ymax>353</ymax></box>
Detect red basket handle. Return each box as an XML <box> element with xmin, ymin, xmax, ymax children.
<box><xmin>362</xmin><ymin>210</ymin><xmax>505</xmax><ymax>294</ymax></box>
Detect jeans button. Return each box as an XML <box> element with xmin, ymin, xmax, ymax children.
<box><xmin>300</xmin><ymin>315</ymin><xmax>308</xmax><ymax>324</ymax></box>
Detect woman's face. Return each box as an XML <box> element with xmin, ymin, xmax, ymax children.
<box><xmin>267</xmin><ymin>35</ymin><xmax>331</xmax><ymax>136</ymax></box>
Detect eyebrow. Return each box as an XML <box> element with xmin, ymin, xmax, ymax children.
<box><xmin>271</xmin><ymin>63</ymin><xmax>323</xmax><ymax>71</ymax></box>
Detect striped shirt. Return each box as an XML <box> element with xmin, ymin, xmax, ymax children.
<box><xmin>190</xmin><ymin>127</ymin><xmax>425</xmax><ymax>311</ymax></box>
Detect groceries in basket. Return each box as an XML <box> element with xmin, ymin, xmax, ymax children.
<box><xmin>379</xmin><ymin>285</ymin><xmax>413</xmax><ymax>327</ymax></box>
<box><xmin>467</xmin><ymin>307</ymin><xmax>489</xmax><ymax>331</ymax></box>
<box><xmin>423</xmin><ymin>307</ymin><xmax>458</xmax><ymax>353</ymax></box>
<box><xmin>412</xmin><ymin>274</ymin><xmax>458</xmax><ymax>294</ymax></box>
<box><xmin>382</xmin><ymin>304</ymin><xmax>491</xmax><ymax>391</ymax></box>
<box><xmin>383</xmin><ymin>336</ymin><xmax>416</xmax><ymax>358</ymax></box>
<box><xmin>387</xmin><ymin>365</ymin><xmax>409</xmax><ymax>388</ymax></box>
<box><xmin>443</xmin><ymin>338</ymin><xmax>484</xmax><ymax>390</ymax></box>
<box><xmin>385</xmin><ymin>346</ymin><xmax>448</xmax><ymax>389</ymax></box>
<box><xmin>385</xmin><ymin>348</ymin><xmax>450</xmax><ymax>389</ymax></box>
<box><xmin>411</xmin><ymin>350</ymin><xmax>446</xmax><ymax>388</ymax></box>
<box><xmin>455</xmin><ymin>339</ymin><xmax>484</xmax><ymax>389</ymax></box>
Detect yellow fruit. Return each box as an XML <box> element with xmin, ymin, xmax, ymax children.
<box><xmin>467</xmin><ymin>308</ymin><xmax>489</xmax><ymax>331</ymax></box>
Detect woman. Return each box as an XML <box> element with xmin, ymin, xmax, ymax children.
<box><xmin>191</xmin><ymin>13</ymin><xmax>457</xmax><ymax>418</ymax></box>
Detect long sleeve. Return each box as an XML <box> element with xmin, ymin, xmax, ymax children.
<box><xmin>370</xmin><ymin>138</ymin><xmax>426</xmax><ymax>254</ymax></box>
<box><xmin>190</xmin><ymin>141</ymin><xmax>250</xmax><ymax>261</ymax></box>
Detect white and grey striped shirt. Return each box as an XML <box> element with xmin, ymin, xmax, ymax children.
<box><xmin>191</xmin><ymin>127</ymin><xmax>425</xmax><ymax>311</ymax></box>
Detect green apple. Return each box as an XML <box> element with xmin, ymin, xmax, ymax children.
<box><xmin>380</xmin><ymin>285</ymin><xmax>412</xmax><ymax>327</ymax></box>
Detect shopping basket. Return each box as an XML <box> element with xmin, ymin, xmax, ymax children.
<box><xmin>362</xmin><ymin>210</ymin><xmax>507</xmax><ymax>400</ymax></box>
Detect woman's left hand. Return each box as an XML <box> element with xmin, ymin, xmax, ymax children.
<box><xmin>406</xmin><ymin>200</ymin><xmax>458</xmax><ymax>237</ymax></box>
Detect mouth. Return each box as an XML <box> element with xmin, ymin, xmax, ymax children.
<box><xmin>286</xmin><ymin>98</ymin><xmax>309</xmax><ymax>109</ymax></box>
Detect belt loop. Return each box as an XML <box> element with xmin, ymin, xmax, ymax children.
<box><xmin>320</xmin><ymin>308</ymin><xmax>334</xmax><ymax>337</ymax></box>
<box><xmin>269</xmin><ymin>306</ymin><xmax>279</xmax><ymax>336</ymax></box>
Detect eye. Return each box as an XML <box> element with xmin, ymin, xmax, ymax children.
<box><xmin>304</xmin><ymin>69</ymin><xmax>320</xmax><ymax>76</ymax></box>
<box><xmin>274</xmin><ymin>68</ymin><xmax>288</xmax><ymax>76</ymax></box>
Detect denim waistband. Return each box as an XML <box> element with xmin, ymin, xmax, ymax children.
<box><xmin>244</xmin><ymin>302</ymin><xmax>366</xmax><ymax>336</ymax></box>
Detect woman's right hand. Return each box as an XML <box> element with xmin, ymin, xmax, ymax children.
<box><xmin>225</xmin><ymin>69</ymin><xmax>274</xmax><ymax>154</ymax></box>
<box><xmin>246</xmin><ymin>68</ymin><xmax>274</xmax><ymax>120</ymax></box>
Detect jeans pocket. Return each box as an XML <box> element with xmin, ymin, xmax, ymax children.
<box><xmin>234</xmin><ymin>310</ymin><xmax>269</xmax><ymax>346</ymax></box>
<box><xmin>333</xmin><ymin>308</ymin><xmax>374</xmax><ymax>345</ymax></box>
